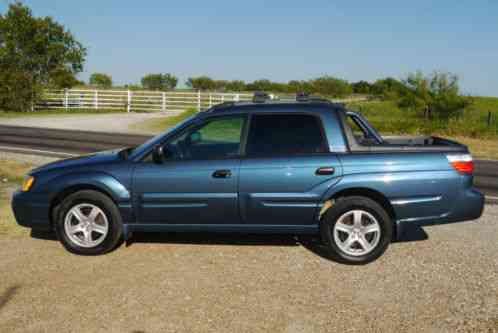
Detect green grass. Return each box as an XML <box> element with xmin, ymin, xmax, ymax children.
<box><xmin>132</xmin><ymin>108</ymin><xmax>198</xmax><ymax>133</ymax></box>
<box><xmin>347</xmin><ymin>97</ymin><xmax>498</xmax><ymax>159</ymax></box>
<box><xmin>0</xmin><ymin>108</ymin><xmax>129</xmax><ymax>118</ymax></box>
<box><xmin>0</xmin><ymin>160</ymin><xmax>34</xmax><ymax>237</ymax></box>
<box><xmin>198</xmin><ymin>116</ymin><xmax>243</xmax><ymax>142</ymax></box>
<box><xmin>347</xmin><ymin>97</ymin><xmax>498</xmax><ymax>138</ymax></box>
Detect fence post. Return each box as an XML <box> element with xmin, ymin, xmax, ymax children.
<box><xmin>488</xmin><ymin>111</ymin><xmax>492</xmax><ymax>126</ymax></box>
<box><xmin>197</xmin><ymin>90</ymin><xmax>201</xmax><ymax>111</ymax></box>
<box><xmin>209</xmin><ymin>93</ymin><xmax>212</xmax><ymax>108</ymax></box>
<box><xmin>221</xmin><ymin>94</ymin><xmax>224</xmax><ymax>103</ymax></box>
<box><xmin>127</xmin><ymin>90</ymin><xmax>132</xmax><ymax>113</ymax></box>
<box><xmin>64</xmin><ymin>89</ymin><xmax>68</xmax><ymax>110</ymax></box>
<box><xmin>162</xmin><ymin>92</ymin><xmax>166</xmax><ymax>112</ymax></box>
<box><xmin>94</xmin><ymin>90</ymin><xmax>98</xmax><ymax>109</ymax></box>
<box><xmin>235</xmin><ymin>93</ymin><xmax>240</xmax><ymax>102</ymax></box>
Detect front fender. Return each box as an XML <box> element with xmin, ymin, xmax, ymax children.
<box><xmin>43</xmin><ymin>171</ymin><xmax>131</xmax><ymax>203</ymax></box>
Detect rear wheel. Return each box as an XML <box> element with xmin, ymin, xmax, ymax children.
<box><xmin>55</xmin><ymin>190</ymin><xmax>123</xmax><ymax>255</ymax></box>
<box><xmin>321</xmin><ymin>196</ymin><xmax>392</xmax><ymax>264</ymax></box>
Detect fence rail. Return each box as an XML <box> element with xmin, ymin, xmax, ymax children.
<box><xmin>37</xmin><ymin>89</ymin><xmax>254</xmax><ymax>113</ymax></box>
<box><xmin>37</xmin><ymin>89</ymin><xmax>368</xmax><ymax>113</ymax></box>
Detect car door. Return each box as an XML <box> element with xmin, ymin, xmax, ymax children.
<box><xmin>239</xmin><ymin>113</ymin><xmax>342</xmax><ymax>226</ymax></box>
<box><xmin>132</xmin><ymin>114</ymin><xmax>246</xmax><ymax>225</ymax></box>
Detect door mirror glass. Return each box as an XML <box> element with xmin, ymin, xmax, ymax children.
<box><xmin>189</xmin><ymin>131</ymin><xmax>202</xmax><ymax>144</ymax></box>
<box><xmin>152</xmin><ymin>145</ymin><xmax>165</xmax><ymax>164</ymax></box>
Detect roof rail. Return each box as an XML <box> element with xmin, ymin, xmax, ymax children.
<box><xmin>295</xmin><ymin>93</ymin><xmax>331</xmax><ymax>104</ymax></box>
<box><xmin>253</xmin><ymin>91</ymin><xmax>272</xmax><ymax>103</ymax></box>
<box><xmin>211</xmin><ymin>101</ymin><xmax>235</xmax><ymax>110</ymax></box>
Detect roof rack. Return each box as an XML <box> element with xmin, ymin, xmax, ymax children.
<box><xmin>295</xmin><ymin>93</ymin><xmax>331</xmax><ymax>104</ymax></box>
<box><xmin>253</xmin><ymin>91</ymin><xmax>272</xmax><ymax>103</ymax></box>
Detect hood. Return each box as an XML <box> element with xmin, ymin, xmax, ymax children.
<box><xmin>31</xmin><ymin>149</ymin><xmax>122</xmax><ymax>174</ymax></box>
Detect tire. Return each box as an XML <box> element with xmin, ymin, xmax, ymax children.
<box><xmin>320</xmin><ymin>196</ymin><xmax>392</xmax><ymax>264</ymax></box>
<box><xmin>55</xmin><ymin>190</ymin><xmax>123</xmax><ymax>255</ymax></box>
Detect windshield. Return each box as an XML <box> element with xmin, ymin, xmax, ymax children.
<box><xmin>128</xmin><ymin>114</ymin><xmax>198</xmax><ymax>159</ymax></box>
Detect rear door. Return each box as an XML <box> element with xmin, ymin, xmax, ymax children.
<box><xmin>239</xmin><ymin>113</ymin><xmax>342</xmax><ymax>225</ymax></box>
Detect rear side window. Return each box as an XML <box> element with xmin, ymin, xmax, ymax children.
<box><xmin>246</xmin><ymin>114</ymin><xmax>327</xmax><ymax>156</ymax></box>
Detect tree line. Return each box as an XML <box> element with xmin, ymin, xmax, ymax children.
<box><xmin>0</xmin><ymin>2</ymin><xmax>469</xmax><ymax>118</ymax></box>
<box><xmin>55</xmin><ymin>71</ymin><xmax>475</xmax><ymax>119</ymax></box>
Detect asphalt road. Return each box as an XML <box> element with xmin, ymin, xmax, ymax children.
<box><xmin>0</xmin><ymin>124</ymin><xmax>497</xmax><ymax>198</ymax></box>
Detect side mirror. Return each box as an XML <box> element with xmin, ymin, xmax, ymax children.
<box><xmin>189</xmin><ymin>131</ymin><xmax>202</xmax><ymax>144</ymax></box>
<box><xmin>152</xmin><ymin>145</ymin><xmax>165</xmax><ymax>164</ymax></box>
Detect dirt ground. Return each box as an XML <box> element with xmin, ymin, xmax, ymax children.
<box><xmin>0</xmin><ymin>206</ymin><xmax>497</xmax><ymax>333</ymax></box>
<box><xmin>0</xmin><ymin>112</ymin><xmax>166</xmax><ymax>134</ymax></box>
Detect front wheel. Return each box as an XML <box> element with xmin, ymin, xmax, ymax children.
<box><xmin>55</xmin><ymin>190</ymin><xmax>123</xmax><ymax>255</ymax></box>
<box><xmin>321</xmin><ymin>196</ymin><xmax>392</xmax><ymax>264</ymax></box>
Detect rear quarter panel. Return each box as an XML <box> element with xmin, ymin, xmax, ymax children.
<box><xmin>331</xmin><ymin>152</ymin><xmax>461</xmax><ymax>222</ymax></box>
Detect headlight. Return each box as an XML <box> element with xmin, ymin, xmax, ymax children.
<box><xmin>21</xmin><ymin>176</ymin><xmax>35</xmax><ymax>192</ymax></box>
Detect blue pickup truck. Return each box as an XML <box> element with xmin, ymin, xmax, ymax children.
<box><xmin>12</xmin><ymin>100</ymin><xmax>484</xmax><ymax>264</ymax></box>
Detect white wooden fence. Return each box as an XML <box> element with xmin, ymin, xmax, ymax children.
<box><xmin>37</xmin><ymin>88</ymin><xmax>368</xmax><ymax>113</ymax></box>
<box><xmin>38</xmin><ymin>89</ymin><xmax>254</xmax><ymax>113</ymax></box>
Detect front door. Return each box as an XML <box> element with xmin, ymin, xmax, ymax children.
<box><xmin>132</xmin><ymin>115</ymin><xmax>246</xmax><ymax>225</ymax></box>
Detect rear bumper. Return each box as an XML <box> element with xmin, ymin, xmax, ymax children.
<box><xmin>395</xmin><ymin>187</ymin><xmax>485</xmax><ymax>239</ymax></box>
<box><xmin>11</xmin><ymin>190</ymin><xmax>51</xmax><ymax>231</ymax></box>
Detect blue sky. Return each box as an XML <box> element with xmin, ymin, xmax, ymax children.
<box><xmin>2</xmin><ymin>0</ymin><xmax>497</xmax><ymax>96</ymax></box>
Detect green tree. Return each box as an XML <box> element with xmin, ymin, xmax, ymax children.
<box><xmin>0</xmin><ymin>2</ymin><xmax>86</xmax><ymax>111</ymax></box>
<box><xmin>310</xmin><ymin>76</ymin><xmax>352</xmax><ymax>97</ymax></box>
<box><xmin>246</xmin><ymin>79</ymin><xmax>273</xmax><ymax>92</ymax></box>
<box><xmin>213</xmin><ymin>80</ymin><xmax>228</xmax><ymax>91</ymax></box>
<box><xmin>225</xmin><ymin>80</ymin><xmax>246</xmax><ymax>92</ymax></box>
<box><xmin>371</xmin><ymin>77</ymin><xmax>409</xmax><ymax>99</ymax></box>
<box><xmin>352</xmin><ymin>81</ymin><xmax>372</xmax><ymax>94</ymax></box>
<box><xmin>89</xmin><ymin>73</ymin><xmax>112</xmax><ymax>88</ymax></box>
<box><xmin>49</xmin><ymin>68</ymin><xmax>81</xmax><ymax>89</ymax></box>
<box><xmin>141</xmin><ymin>73</ymin><xmax>177</xmax><ymax>90</ymax></box>
<box><xmin>186</xmin><ymin>76</ymin><xmax>216</xmax><ymax>90</ymax></box>
<box><xmin>288</xmin><ymin>80</ymin><xmax>313</xmax><ymax>94</ymax></box>
<box><xmin>400</xmin><ymin>71</ymin><xmax>469</xmax><ymax>119</ymax></box>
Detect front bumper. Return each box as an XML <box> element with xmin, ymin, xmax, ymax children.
<box><xmin>11</xmin><ymin>190</ymin><xmax>52</xmax><ymax>231</ymax></box>
<box><xmin>395</xmin><ymin>187</ymin><xmax>485</xmax><ymax>239</ymax></box>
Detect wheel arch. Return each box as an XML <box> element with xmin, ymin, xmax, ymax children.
<box><xmin>322</xmin><ymin>187</ymin><xmax>398</xmax><ymax>240</ymax></box>
<box><xmin>49</xmin><ymin>184</ymin><xmax>118</xmax><ymax>228</ymax></box>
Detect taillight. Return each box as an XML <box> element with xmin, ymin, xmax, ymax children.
<box><xmin>447</xmin><ymin>154</ymin><xmax>474</xmax><ymax>175</ymax></box>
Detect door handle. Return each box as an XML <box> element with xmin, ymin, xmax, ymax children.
<box><xmin>212</xmin><ymin>169</ymin><xmax>232</xmax><ymax>178</ymax></box>
<box><xmin>316</xmin><ymin>167</ymin><xmax>335</xmax><ymax>175</ymax></box>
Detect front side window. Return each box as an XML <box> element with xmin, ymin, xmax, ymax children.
<box><xmin>161</xmin><ymin>116</ymin><xmax>245</xmax><ymax>160</ymax></box>
<box><xmin>246</xmin><ymin>114</ymin><xmax>327</xmax><ymax>156</ymax></box>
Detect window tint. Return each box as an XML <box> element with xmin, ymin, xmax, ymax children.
<box><xmin>162</xmin><ymin>116</ymin><xmax>244</xmax><ymax>160</ymax></box>
<box><xmin>246</xmin><ymin>114</ymin><xmax>327</xmax><ymax>156</ymax></box>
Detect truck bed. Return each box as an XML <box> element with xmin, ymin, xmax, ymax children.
<box><xmin>351</xmin><ymin>135</ymin><xmax>468</xmax><ymax>153</ymax></box>
<box><xmin>341</xmin><ymin>111</ymin><xmax>468</xmax><ymax>153</ymax></box>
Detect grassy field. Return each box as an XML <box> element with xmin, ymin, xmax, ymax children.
<box><xmin>347</xmin><ymin>97</ymin><xmax>498</xmax><ymax>159</ymax></box>
<box><xmin>348</xmin><ymin>97</ymin><xmax>498</xmax><ymax>137</ymax></box>
<box><xmin>0</xmin><ymin>108</ymin><xmax>129</xmax><ymax>118</ymax></box>
<box><xmin>0</xmin><ymin>160</ymin><xmax>34</xmax><ymax>236</ymax></box>
<box><xmin>132</xmin><ymin>108</ymin><xmax>198</xmax><ymax>133</ymax></box>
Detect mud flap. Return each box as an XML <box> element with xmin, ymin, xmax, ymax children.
<box><xmin>123</xmin><ymin>224</ymin><xmax>133</xmax><ymax>244</ymax></box>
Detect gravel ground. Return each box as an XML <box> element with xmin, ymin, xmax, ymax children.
<box><xmin>0</xmin><ymin>206</ymin><xmax>497</xmax><ymax>333</ymax></box>
<box><xmin>0</xmin><ymin>113</ymin><xmax>167</xmax><ymax>134</ymax></box>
